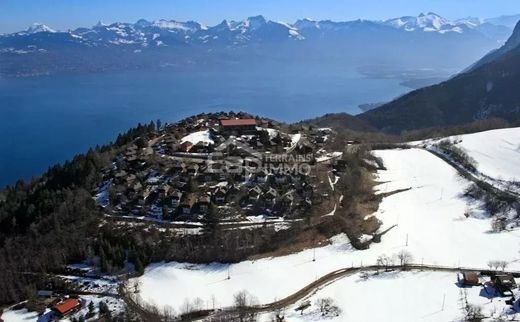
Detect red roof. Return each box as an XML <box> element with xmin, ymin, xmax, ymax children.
<box><xmin>220</xmin><ymin>118</ymin><xmax>257</xmax><ymax>127</ymax></box>
<box><xmin>52</xmin><ymin>298</ymin><xmax>81</xmax><ymax>315</ymax></box>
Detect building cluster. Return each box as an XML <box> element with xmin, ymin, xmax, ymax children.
<box><xmin>460</xmin><ymin>271</ymin><xmax>519</xmax><ymax>301</ymax></box>
<box><xmin>98</xmin><ymin>112</ymin><xmax>339</xmax><ymax>222</ymax></box>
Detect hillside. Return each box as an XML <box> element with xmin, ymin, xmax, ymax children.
<box><xmin>0</xmin><ymin>112</ymin><xmax>382</xmax><ymax>310</ymax></box>
<box><xmin>131</xmin><ymin>146</ymin><xmax>520</xmax><ymax>320</ymax></box>
<box><xmin>421</xmin><ymin>127</ymin><xmax>520</xmax><ymax>183</ymax></box>
<box><xmin>1</xmin><ymin>115</ymin><xmax>519</xmax><ymax>321</ymax></box>
<box><xmin>359</xmin><ymin>21</ymin><xmax>520</xmax><ymax>134</ymax></box>
<box><xmin>299</xmin><ymin>113</ymin><xmax>376</xmax><ymax>133</ymax></box>
<box><xmin>468</xmin><ymin>21</ymin><xmax>520</xmax><ymax>71</ymax></box>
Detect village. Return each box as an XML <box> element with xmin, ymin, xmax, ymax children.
<box><xmin>96</xmin><ymin>112</ymin><xmax>346</xmax><ymax>224</ymax></box>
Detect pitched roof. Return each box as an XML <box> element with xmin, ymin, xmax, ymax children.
<box><xmin>52</xmin><ymin>298</ymin><xmax>81</xmax><ymax>315</ymax></box>
<box><xmin>220</xmin><ymin>119</ymin><xmax>257</xmax><ymax>127</ymax></box>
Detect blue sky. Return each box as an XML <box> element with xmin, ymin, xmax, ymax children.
<box><xmin>0</xmin><ymin>0</ymin><xmax>519</xmax><ymax>33</ymax></box>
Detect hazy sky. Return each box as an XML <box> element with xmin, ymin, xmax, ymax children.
<box><xmin>0</xmin><ymin>0</ymin><xmax>519</xmax><ymax>33</ymax></box>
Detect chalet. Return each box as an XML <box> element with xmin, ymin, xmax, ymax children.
<box><xmin>186</xmin><ymin>164</ymin><xmax>199</xmax><ymax>175</ymax></box>
<box><xmin>264</xmin><ymin>188</ymin><xmax>278</xmax><ymax>203</ymax></box>
<box><xmin>249</xmin><ymin>186</ymin><xmax>263</xmax><ymax>201</ymax></box>
<box><xmin>314</xmin><ymin>135</ymin><xmax>326</xmax><ymax>144</ymax></box>
<box><xmin>461</xmin><ymin>272</ymin><xmax>480</xmax><ymax>286</ymax></box>
<box><xmin>127</xmin><ymin>182</ymin><xmax>143</xmax><ymax>195</ymax></box>
<box><xmin>125</xmin><ymin>174</ymin><xmax>137</xmax><ymax>184</ymax></box>
<box><xmin>213</xmin><ymin>187</ymin><xmax>228</xmax><ymax>203</ymax></box>
<box><xmin>179</xmin><ymin>194</ymin><xmax>196</xmax><ymax>215</ymax></box>
<box><xmin>157</xmin><ymin>184</ymin><xmax>171</xmax><ymax>198</ymax></box>
<box><xmin>198</xmin><ymin>171</ymin><xmax>216</xmax><ymax>183</ymax></box>
<box><xmin>274</xmin><ymin>173</ymin><xmax>288</xmax><ymax>184</ymax></box>
<box><xmin>178</xmin><ymin>173</ymin><xmax>191</xmax><ymax>186</ymax></box>
<box><xmin>163</xmin><ymin>135</ymin><xmax>178</xmax><ymax>145</ymax></box>
<box><xmin>125</xmin><ymin>144</ymin><xmax>138</xmax><ymax>155</ymax></box>
<box><xmin>114</xmin><ymin>170</ymin><xmax>128</xmax><ymax>183</ymax></box>
<box><xmin>169</xmin><ymin>190</ymin><xmax>183</xmax><ymax>206</ymax></box>
<box><xmin>180</xmin><ymin>141</ymin><xmax>194</xmax><ymax>152</ymax></box>
<box><xmin>126</xmin><ymin>155</ymin><xmax>139</xmax><ymax>165</ymax></box>
<box><xmin>220</xmin><ymin>118</ymin><xmax>257</xmax><ymax>135</ymax></box>
<box><xmin>171</xmin><ymin>161</ymin><xmax>185</xmax><ymax>172</ymax></box>
<box><xmin>192</xmin><ymin>141</ymin><xmax>214</xmax><ymax>153</ymax></box>
<box><xmin>281</xmin><ymin>192</ymin><xmax>294</xmax><ymax>208</ymax></box>
<box><xmin>37</xmin><ymin>290</ymin><xmax>53</xmax><ymax>298</ymax></box>
<box><xmin>294</xmin><ymin>139</ymin><xmax>314</xmax><ymax>155</ymax></box>
<box><xmin>492</xmin><ymin>274</ymin><xmax>517</xmax><ymax>296</ymax></box>
<box><xmin>303</xmin><ymin>198</ymin><xmax>313</xmax><ymax>208</ymax></box>
<box><xmin>197</xmin><ymin>195</ymin><xmax>211</xmax><ymax>214</ymax></box>
<box><xmin>51</xmin><ymin>298</ymin><xmax>81</xmax><ymax>318</ymax></box>
<box><xmin>255</xmin><ymin>170</ymin><xmax>268</xmax><ymax>183</ymax></box>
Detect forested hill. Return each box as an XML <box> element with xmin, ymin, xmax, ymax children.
<box><xmin>0</xmin><ymin>122</ymin><xmax>157</xmax><ymax>304</ymax></box>
<box><xmin>358</xmin><ymin>21</ymin><xmax>520</xmax><ymax>134</ymax></box>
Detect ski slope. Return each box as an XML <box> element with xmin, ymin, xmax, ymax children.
<box><xmin>134</xmin><ymin>148</ymin><xmax>520</xmax><ymax>312</ymax></box>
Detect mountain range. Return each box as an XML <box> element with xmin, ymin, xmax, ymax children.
<box><xmin>360</xmin><ymin>21</ymin><xmax>520</xmax><ymax>133</ymax></box>
<box><xmin>0</xmin><ymin>13</ymin><xmax>514</xmax><ymax>77</ymax></box>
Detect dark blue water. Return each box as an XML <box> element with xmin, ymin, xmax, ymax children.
<box><xmin>0</xmin><ymin>70</ymin><xmax>408</xmax><ymax>187</ymax></box>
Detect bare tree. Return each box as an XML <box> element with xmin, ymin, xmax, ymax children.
<box><xmin>161</xmin><ymin>305</ymin><xmax>177</xmax><ymax>322</ymax></box>
<box><xmin>396</xmin><ymin>250</ymin><xmax>413</xmax><ymax>267</ymax></box>
<box><xmin>491</xmin><ymin>217</ymin><xmax>506</xmax><ymax>233</ymax></box>
<box><xmin>497</xmin><ymin>260</ymin><xmax>509</xmax><ymax>271</ymax></box>
<box><xmin>315</xmin><ymin>297</ymin><xmax>342</xmax><ymax>317</ymax></box>
<box><xmin>233</xmin><ymin>290</ymin><xmax>258</xmax><ymax>322</ymax></box>
<box><xmin>466</xmin><ymin>304</ymin><xmax>484</xmax><ymax>321</ymax></box>
<box><xmin>180</xmin><ymin>298</ymin><xmax>194</xmax><ymax>315</ymax></box>
<box><xmin>193</xmin><ymin>297</ymin><xmax>204</xmax><ymax>311</ymax></box>
<box><xmin>487</xmin><ymin>260</ymin><xmax>501</xmax><ymax>270</ymax></box>
<box><xmin>376</xmin><ymin>254</ymin><xmax>394</xmax><ymax>271</ymax></box>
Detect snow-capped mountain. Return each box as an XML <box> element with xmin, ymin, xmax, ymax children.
<box><xmin>5</xmin><ymin>13</ymin><xmax>511</xmax><ymax>47</ymax></box>
<box><xmin>22</xmin><ymin>23</ymin><xmax>57</xmax><ymax>35</ymax></box>
<box><xmin>384</xmin><ymin>12</ymin><xmax>468</xmax><ymax>33</ymax></box>
<box><xmin>0</xmin><ymin>13</ymin><xmax>515</xmax><ymax>77</ymax></box>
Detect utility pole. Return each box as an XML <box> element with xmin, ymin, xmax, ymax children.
<box><xmin>313</xmin><ymin>249</ymin><xmax>316</xmax><ymax>262</ymax></box>
<box><xmin>442</xmin><ymin>293</ymin><xmax>446</xmax><ymax>311</ymax></box>
<box><xmin>227</xmin><ymin>267</ymin><xmax>231</xmax><ymax>280</ymax></box>
<box><xmin>406</xmin><ymin>233</ymin><xmax>409</xmax><ymax>247</ymax></box>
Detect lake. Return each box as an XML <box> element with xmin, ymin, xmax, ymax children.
<box><xmin>0</xmin><ymin>69</ymin><xmax>408</xmax><ymax>187</ymax></box>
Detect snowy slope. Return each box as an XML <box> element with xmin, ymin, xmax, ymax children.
<box><xmin>416</xmin><ymin>127</ymin><xmax>520</xmax><ymax>196</ymax></box>
<box><xmin>1</xmin><ymin>309</ymin><xmax>41</xmax><ymax>322</ymax></box>
<box><xmin>134</xmin><ymin>148</ymin><xmax>520</xmax><ymax>311</ymax></box>
<box><xmin>427</xmin><ymin>127</ymin><xmax>520</xmax><ymax>183</ymax></box>
<box><xmin>180</xmin><ymin>130</ymin><xmax>214</xmax><ymax>145</ymax></box>
<box><xmin>260</xmin><ymin>271</ymin><xmax>518</xmax><ymax>322</ymax></box>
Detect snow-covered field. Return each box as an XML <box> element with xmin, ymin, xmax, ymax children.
<box><xmin>133</xmin><ymin>148</ymin><xmax>520</xmax><ymax>313</ymax></box>
<box><xmin>1</xmin><ymin>309</ymin><xmax>41</xmax><ymax>322</ymax></box>
<box><xmin>261</xmin><ymin>270</ymin><xmax>519</xmax><ymax>322</ymax></box>
<box><xmin>420</xmin><ymin>127</ymin><xmax>520</xmax><ymax>184</ymax></box>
